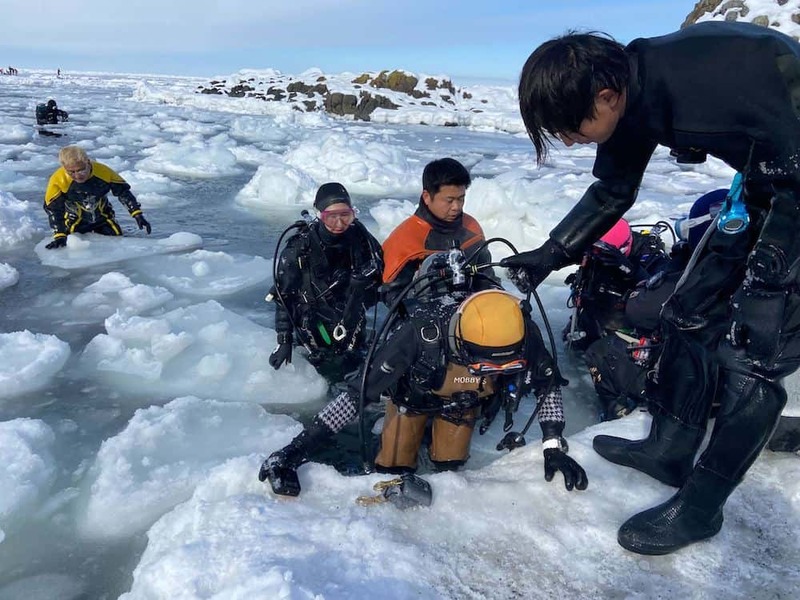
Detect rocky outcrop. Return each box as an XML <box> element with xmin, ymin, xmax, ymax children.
<box><xmin>683</xmin><ymin>0</ymin><xmax>800</xmax><ymax>38</ymax></box>
<box><xmin>195</xmin><ymin>68</ymin><xmax>485</xmax><ymax>123</ymax></box>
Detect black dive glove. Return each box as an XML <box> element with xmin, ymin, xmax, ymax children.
<box><xmin>593</xmin><ymin>242</ymin><xmax>634</xmax><ymax>275</ymax></box>
<box><xmin>269</xmin><ymin>333</ymin><xmax>293</xmax><ymax>370</ymax></box>
<box><xmin>46</xmin><ymin>236</ymin><xmax>67</xmax><ymax>250</ymax></box>
<box><xmin>134</xmin><ymin>214</ymin><xmax>152</xmax><ymax>234</ymax></box>
<box><xmin>543</xmin><ymin>439</ymin><xmax>588</xmax><ymax>491</ymax></box>
<box><xmin>500</xmin><ymin>239</ymin><xmax>572</xmax><ymax>293</ymax></box>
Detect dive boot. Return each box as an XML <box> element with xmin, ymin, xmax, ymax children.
<box><xmin>768</xmin><ymin>415</ymin><xmax>800</xmax><ymax>453</ymax></box>
<box><xmin>617</xmin><ymin>465</ymin><xmax>733</xmax><ymax>555</ymax></box>
<box><xmin>258</xmin><ymin>419</ymin><xmax>333</xmax><ymax>497</ymax></box>
<box><xmin>593</xmin><ymin>412</ymin><xmax>704</xmax><ymax>487</ymax></box>
<box><xmin>259</xmin><ymin>450</ymin><xmax>302</xmax><ymax>497</ymax></box>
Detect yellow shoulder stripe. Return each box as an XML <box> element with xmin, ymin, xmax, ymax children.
<box><xmin>91</xmin><ymin>161</ymin><xmax>126</xmax><ymax>185</ymax></box>
<box><xmin>44</xmin><ymin>167</ymin><xmax>72</xmax><ymax>205</ymax></box>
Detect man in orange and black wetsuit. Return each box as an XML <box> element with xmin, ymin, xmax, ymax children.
<box><xmin>380</xmin><ymin>157</ymin><xmax>497</xmax><ymax>306</ymax></box>
<box><xmin>43</xmin><ymin>145</ymin><xmax>151</xmax><ymax>249</ymax></box>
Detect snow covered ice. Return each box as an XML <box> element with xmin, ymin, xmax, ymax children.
<box><xmin>0</xmin><ymin>65</ymin><xmax>798</xmax><ymax>600</ymax></box>
<box><xmin>33</xmin><ymin>231</ymin><xmax>204</xmax><ymax>270</ymax></box>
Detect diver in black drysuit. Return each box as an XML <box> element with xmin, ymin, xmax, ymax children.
<box><xmin>504</xmin><ymin>22</ymin><xmax>800</xmax><ymax>554</ymax></box>
<box><xmin>269</xmin><ymin>183</ymin><xmax>383</xmax><ymax>381</ymax></box>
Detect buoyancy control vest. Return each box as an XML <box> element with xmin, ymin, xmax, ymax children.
<box><xmin>395</xmin><ymin>310</ymin><xmax>496</xmax><ymax>414</ymax></box>
<box><xmin>564</xmin><ymin>228</ymin><xmax>670</xmax><ymax>349</ymax></box>
<box><xmin>289</xmin><ymin>220</ymin><xmax>381</xmax><ymax>347</ymax></box>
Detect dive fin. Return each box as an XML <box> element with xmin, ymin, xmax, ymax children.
<box><xmin>356</xmin><ymin>474</ymin><xmax>432</xmax><ymax>509</ymax></box>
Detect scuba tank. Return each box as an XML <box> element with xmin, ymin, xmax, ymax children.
<box><xmin>448</xmin><ymin>240</ymin><xmax>466</xmax><ymax>286</ymax></box>
<box><xmin>36</xmin><ymin>103</ymin><xmax>49</xmax><ymax>125</ymax></box>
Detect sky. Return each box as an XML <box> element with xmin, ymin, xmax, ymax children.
<box><xmin>0</xmin><ymin>0</ymin><xmax>691</xmax><ymax>80</ymax></box>
<box><xmin>1</xmin><ymin>65</ymin><xmax>799</xmax><ymax>598</ymax></box>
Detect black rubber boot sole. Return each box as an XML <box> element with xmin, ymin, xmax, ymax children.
<box><xmin>768</xmin><ymin>416</ymin><xmax>800</xmax><ymax>453</ymax></box>
<box><xmin>617</xmin><ymin>495</ymin><xmax>723</xmax><ymax>555</ymax></box>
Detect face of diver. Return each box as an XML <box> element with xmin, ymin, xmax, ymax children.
<box><xmin>422</xmin><ymin>184</ymin><xmax>466</xmax><ymax>222</ymax></box>
<box><xmin>319</xmin><ymin>202</ymin><xmax>355</xmax><ymax>235</ymax></box>
<box><xmin>65</xmin><ymin>161</ymin><xmax>92</xmax><ymax>183</ymax></box>
<box><xmin>556</xmin><ymin>88</ymin><xmax>626</xmax><ymax>147</ymax></box>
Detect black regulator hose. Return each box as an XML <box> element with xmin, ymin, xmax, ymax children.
<box><xmin>466</xmin><ymin>237</ymin><xmax>559</xmax><ymax>362</ymax></box>
<box><xmin>630</xmin><ymin>220</ymin><xmax>677</xmax><ymax>247</ymax></box>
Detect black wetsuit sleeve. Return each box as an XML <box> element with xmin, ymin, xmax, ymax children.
<box><xmin>43</xmin><ymin>196</ymin><xmax>68</xmax><ymax>237</ymax></box>
<box><xmin>351</xmin><ymin>226</ymin><xmax>385</xmax><ymax>309</ymax></box>
<box><xmin>111</xmin><ymin>181</ymin><xmax>142</xmax><ymax>215</ymax></box>
<box><xmin>522</xmin><ymin>317</ymin><xmax>560</xmax><ymax>394</ymax></box>
<box><xmin>521</xmin><ymin>320</ymin><xmax>567</xmax><ymax>435</ymax></box>
<box><xmin>550</xmin><ymin>124</ymin><xmax>657</xmax><ymax>259</ymax></box>
<box><xmin>349</xmin><ymin>321</ymin><xmax>418</xmax><ymax>405</ymax></box>
<box><xmin>274</xmin><ymin>238</ymin><xmax>304</xmax><ymax>336</ymax></box>
<box><xmin>381</xmin><ymin>260</ymin><xmax>418</xmax><ymax>307</ymax></box>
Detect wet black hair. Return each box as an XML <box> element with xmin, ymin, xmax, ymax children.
<box><xmin>422</xmin><ymin>157</ymin><xmax>471</xmax><ymax>196</ymax></box>
<box><xmin>518</xmin><ymin>31</ymin><xmax>630</xmax><ymax>165</ymax></box>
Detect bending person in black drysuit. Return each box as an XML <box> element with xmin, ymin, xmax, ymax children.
<box><xmin>36</xmin><ymin>99</ymin><xmax>68</xmax><ymax>125</ymax></box>
<box><xmin>503</xmin><ymin>22</ymin><xmax>800</xmax><ymax>554</ymax></box>
<box><xmin>36</xmin><ymin>99</ymin><xmax>69</xmax><ymax>137</ymax></box>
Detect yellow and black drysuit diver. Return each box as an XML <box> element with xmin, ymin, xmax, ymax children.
<box><xmin>503</xmin><ymin>22</ymin><xmax>800</xmax><ymax>554</ymax></box>
<box><xmin>43</xmin><ymin>161</ymin><xmax>150</xmax><ymax>248</ymax></box>
<box><xmin>268</xmin><ymin>183</ymin><xmax>384</xmax><ymax>379</ymax></box>
<box><xmin>259</xmin><ymin>288</ymin><xmax>588</xmax><ymax>498</ymax></box>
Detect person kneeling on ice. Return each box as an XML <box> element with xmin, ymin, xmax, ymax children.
<box><xmin>43</xmin><ymin>146</ymin><xmax>151</xmax><ymax>249</ymax></box>
<box><xmin>259</xmin><ymin>287</ymin><xmax>588</xmax><ymax>499</ymax></box>
<box><xmin>562</xmin><ymin>217</ymin><xmax>669</xmax><ymax>355</ymax></box>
